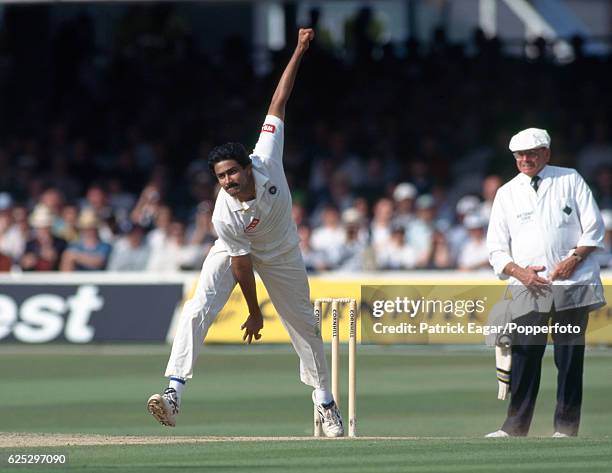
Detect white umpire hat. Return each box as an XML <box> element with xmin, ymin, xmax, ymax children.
<box><xmin>509</xmin><ymin>128</ymin><xmax>551</xmax><ymax>152</ymax></box>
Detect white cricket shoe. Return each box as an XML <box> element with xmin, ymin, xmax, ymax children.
<box><xmin>312</xmin><ymin>392</ymin><xmax>344</xmax><ymax>438</ymax></box>
<box><xmin>147</xmin><ymin>388</ymin><xmax>179</xmax><ymax>427</ymax></box>
<box><xmin>485</xmin><ymin>429</ymin><xmax>510</xmax><ymax>438</ymax></box>
<box><xmin>552</xmin><ymin>432</ymin><xmax>569</xmax><ymax>438</ymax></box>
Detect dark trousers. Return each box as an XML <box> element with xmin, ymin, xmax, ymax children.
<box><xmin>501</xmin><ymin>307</ymin><xmax>588</xmax><ymax>436</ymax></box>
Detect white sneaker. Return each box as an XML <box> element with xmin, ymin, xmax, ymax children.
<box><xmin>552</xmin><ymin>432</ymin><xmax>569</xmax><ymax>438</ymax></box>
<box><xmin>485</xmin><ymin>429</ymin><xmax>510</xmax><ymax>438</ymax></box>
<box><xmin>312</xmin><ymin>392</ymin><xmax>344</xmax><ymax>438</ymax></box>
<box><xmin>147</xmin><ymin>388</ymin><xmax>179</xmax><ymax>427</ymax></box>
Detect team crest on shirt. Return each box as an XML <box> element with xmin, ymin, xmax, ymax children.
<box><xmin>262</xmin><ymin>123</ymin><xmax>276</xmax><ymax>133</ymax></box>
<box><xmin>244</xmin><ymin>218</ymin><xmax>260</xmax><ymax>233</ymax></box>
<box><xmin>269</xmin><ymin>185</ymin><xmax>277</xmax><ymax>195</ymax></box>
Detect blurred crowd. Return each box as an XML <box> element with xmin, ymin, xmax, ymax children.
<box><xmin>0</xmin><ymin>5</ymin><xmax>611</xmax><ymax>273</ymax></box>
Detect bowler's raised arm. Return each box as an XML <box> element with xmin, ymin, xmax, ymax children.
<box><xmin>267</xmin><ymin>28</ymin><xmax>314</xmax><ymax>121</ymax></box>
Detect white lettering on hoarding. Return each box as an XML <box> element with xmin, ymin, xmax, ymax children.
<box><xmin>0</xmin><ymin>285</ymin><xmax>103</xmax><ymax>343</ymax></box>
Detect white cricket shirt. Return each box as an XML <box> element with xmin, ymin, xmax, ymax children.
<box><xmin>487</xmin><ymin>165</ymin><xmax>606</xmax><ymax>312</ymax></box>
<box><xmin>211</xmin><ymin>115</ymin><xmax>299</xmax><ymax>262</ymax></box>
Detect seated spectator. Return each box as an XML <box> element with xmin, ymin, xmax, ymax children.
<box><xmin>457</xmin><ymin>214</ymin><xmax>490</xmax><ymax>271</ymax></box>
<box><xmin>81</xmin><ymin>183</ymin><xmax>112</xmax><ymax>222</ymax></box>
<box><xmin>447</xmin><ymin>195</ymin><xmax>482</xmax><ymax>264</ymax></box>
<box><xmin>479</xmin><ymin>175</ymin><xmax>502</xmax><ymax>220</ymax></box>
<box><xmin>370</xmin><ymin>197</ymin><xmax>394</xmax><ymax>252</ymax></box>
<box><xmin>311</xmin><ymin>204</ymin><xmax>345</xmax><ymax>267</ymax></box>
<box><xmin>421</xmin><ymin>229</ymin><xmax>453</xmax><ymax>269</ymax></box>
<box><xmin>131</xmin><ymin>184</ymin><xmax>164</xmax><ymax>228</ymax></box>
<box><xmin>146</xmin><ymin>204</ymin><xmax>173</xmax><ymax>251</ymax></box>
<box><xmin>107</xmin><ymin>177</ymin><xmax>137</xmax><ymax>227</ymax></box>
<box><xmin>146</xmin><ymin>220</ymin><xmax>203</xmax><ymax>271</ymax></box>
<box><xmin>376</xmin><ymin>225</ymin><xmax>417</xmax><ymax>270</ymax></box>
<box><xmin>0</xmin><ymin>199</ymin><xmax>28</xmax><ymax>264</ymax></box>
<box><xmin>60</xmin><ymin>209</ymin><xmax>112</xmax><ymax>271</ymax></box>
<box><xmin>20</xmin><ymin>205</ymin><xmax>67</xmax><ymax>271</ymax></box>
<box><xmin>408</xmin><ymin>194</ymin><xmax>437</xmax><ymax>267</ymax></box>
<box><xmin>107</xmin><ymin>223</ymin><xmax>150</xmax><ymax>271</ymax></box>
<box><xmin>336</xmin><ymin>208</ymin><xmax>370</xmax><ymax>271</ymax></box>
<box><xmin>57</xmin><ymin>204</ymin><xmax>80</xmax><ymax>243</ymax></box>
<box><xmin>391</xmin><ymin>182</ymin><xmax>417</xmax><ymax>231</ymax></box>
<box><xmin>298</xmin><ymin>224</ymin><xmax>329</xmax><ymax>272</ymax></box>
<box><xmin>38</xmin><ymin>187</ymin><xmax>65</xmax><ymax>233</ymax></box>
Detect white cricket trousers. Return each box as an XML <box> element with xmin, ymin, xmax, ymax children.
<box><xmin>165</xmin><ymin>243</ymin><xmax>330</xmax><ymax>390</ymax></box>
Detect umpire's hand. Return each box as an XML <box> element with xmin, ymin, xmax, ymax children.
<box><xmin>241</xmin><ymin>312</ymin><xmax>264</xmax><ymax>344</ymax></box>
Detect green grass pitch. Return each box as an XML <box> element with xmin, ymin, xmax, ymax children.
<box><xmin>1</xmin><ymin>345</ymin><xmax>611</xmax><ymax>472</ymax></box>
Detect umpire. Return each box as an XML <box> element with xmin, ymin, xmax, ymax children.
<box><xmin>486</xmin><ymin>128</ymin><xmax>606</xmax><ymax>437</ymax></box>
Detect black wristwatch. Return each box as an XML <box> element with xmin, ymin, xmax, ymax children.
<box><xmin>572</xmin><ymin>252</ymin><xmax>583</xmax><ymax>263</ymax></box>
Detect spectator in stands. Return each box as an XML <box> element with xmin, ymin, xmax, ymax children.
<box><xmin>457</xmin><ymin>214</ymin><xmax>490</xmax><ymax>271</ymax></box>
<box><xmin>146</xmin><ymin>220</ymin><xmax>202</xmax><ymax>271</ymax></box>
<box><xmin>391</xmin><ymin>182</ymin><xmax>417</xmax><ymax>232</ymax></box>
<box><xmin>81</xmin><ymin>183</ymin><xmax>117</xmax><ymax>242</ymax></box>
<box><xmin>0</xmin><ymin>198</ymin><xmax>28</xmax><ymax>264</ymax></box>
<box><xmin>298</xmin><ymin>224</ymin><xmax>329</xmax><ymax>272</ymax></box>
<box><xmin>370</xmin><ymin>197</ymin><xmax>394</xmax><ymax>253</ymax></box>
<box><xmin>479</xmin><ymin>175</ymin><xmax>503</xmax><ymax>220</ymax></box>
<box><xmin>328</xmin><ymin>171</ymin><xmax>355</xmax><ymax>212</ymax></box>
<box><xmin>38</xmin><ymin>187</ymin><xmax>65</xmax><ymax>233</ymax></box>
<box><xmin>60</xmin><ymin>209</ymin><xmax>112</xmax><ymax>271</ymax></box>
<box><xmin>20</xmin><ymin>206</ymin><xmax>67</xmax><ymax>271</ymax></box>
<box><xmin>311</xmin><ymin>204</ymin><xmax>345</xmax><ymax>267</ymax></box>
<box><xmin>408</xmin><ymin>194</ymin><xmax>437</xmax><ymax>267</ymax></box>
<box><xmin>82</xmin><ymin>183</ymin><xmax>112</xmax><ymax>221</ymax></box>
<box><xmin>297</xmin><ymin>224</ymin><xmax>329</xmax><ymax>271</ymax></box>
<box><xmin>131</xmin><ymin>184</ymin><xmax>164</xmax><ymax>228</ymax></box>
<box><xmin>146</xmin><ymin>204</ymin><xmax>173</xmax><ymax>254</ymax></box>
<box><xmin>423</xmin><ymin>229</ymin><xmax>453</xmax><ymax>269</ymax></box>
<box><xmin>107</xmin><ymin>223</ymin><xmax>150</xmax><ymax>271</ymax></box>
<box><xmin>57</xmin><ymin>204</ymin><xmax>80</xmax><ymax>243</ymax></box>
<box><xmin>447</xmin><ymin>195</ymin><xmax>482</xmax><ymax>264</ymax></box>
<box><xmin>376</xmin><ymin>225</ymin><xmax>417</xmax><ymax>270</ymax></box>
<box><xmin>107</xmin><ymin>177</ymin><xmax>137</xmax><ymax>226</ymax></box>
<box><xmin>336</xmin><ymin>208</ymin><xmax>370</xmax><ymax>271</ymax></box>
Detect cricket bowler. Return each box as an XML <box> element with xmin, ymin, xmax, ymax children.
<box><xmin>147</xmin><ymin>28</ymin><xmax>344</xmax><ymax>437</ymax></box>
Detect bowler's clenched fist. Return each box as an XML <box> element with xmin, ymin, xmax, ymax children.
<box><xmin>298</xmin><ymin>28</ymin><xmax>314</xmax><ymax>50</ymax></box>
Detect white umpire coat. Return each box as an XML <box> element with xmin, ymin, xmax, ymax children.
<box><xmin>487</xmin><ymin>165</ymin><xmax>606</xmax><ymax>314</ymax></box>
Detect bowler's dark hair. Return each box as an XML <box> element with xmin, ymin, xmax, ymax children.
<box><xmin>208</xmin><ymin>142</ymin><xmax>251</xmax><ymax>176</ymax></box>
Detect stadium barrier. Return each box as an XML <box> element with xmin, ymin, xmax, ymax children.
<box><xmin>1</xmin><ymin>271</ymin><xmax>611</xmax><ymax>344</ymax></box>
